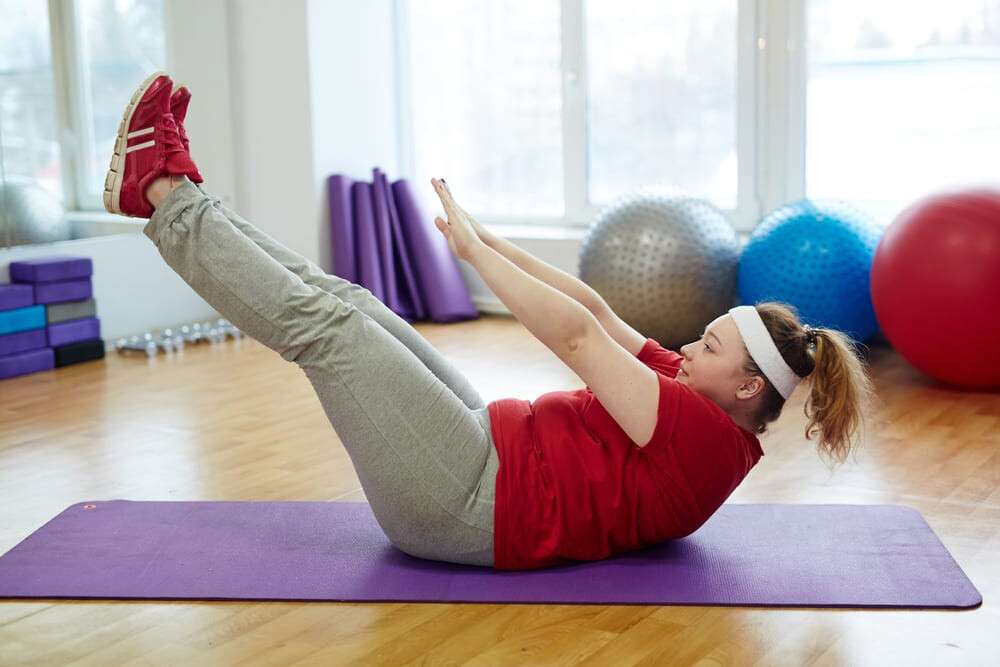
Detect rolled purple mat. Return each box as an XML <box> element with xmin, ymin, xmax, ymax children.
<box><xmin>9</xmin><ymin>256</ymin><xmax>93</xmax><ymax>283</ymax></box>
<box><xmin>370</xmin><ymin>168</ymin><xmax>402</xmax><ymax>315</ymax></box>
<box><xmin>391</xmin><ymin>179</ymin><xmax>479</xmax><ymax>323</ymax></box>
<box><xmin>351</xmin><ymin>181</ymin><xmax>385</xmax><ymax>303</ymax></box>
<box><xmin>0</xmin><ymin>284</ymin><xmax>34</xmax><ymax>311</ymax></box>
<box><xmin>34</xmin><ymin>279</ymin><xmax>93</xmax><ymax>305</ymax></box>
<box><xmin>47</xmin><ymin>317</ymin><xmax>101</xmax><ymax>347</ymax></box>
<box><xmin>0</xmin><ymin>347</ymin><xmax>54</xmax><ymax>380</ymax></box>
<box><xmin>327</xmin><ymin>174</ymin><xmax>357</xmax><ymax>283</ymax></box>
<box><xmin>377</xmin><ymin>167</ymin><xmax>428</xmax><ymax>321</ymax></box>
<box><xmin>0</xmin><ymin>329</ymin><xmax>48</xmax><ymax>357</ymax></box>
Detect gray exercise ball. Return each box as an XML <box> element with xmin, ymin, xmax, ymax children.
<box><xmin>579</xmin><ymin>189</ymin><xmax>740</xmax><ymax>351</ymax></box>
<box><xmin>0</xmin><ymin>175</ymin><xmax>71</xmax><ymax>246</ymax></box>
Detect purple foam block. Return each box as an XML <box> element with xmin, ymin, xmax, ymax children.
<box><xmin>34</xmin><ymin>279</ymin><xmax>93</xmax><ymax>305</ymax></box>
<box><xmin>9</xmin><ymin>256</ymin><xmax>93</xmax><ymax>283</ymax></box>
<box><xmin>0</xmin><ymin>347</ymin><xmax>54</xmax><ymax>380</ymax></box>
<box><xmin>0</xmin><ymin>284</ymin><xmax>34</xmax><ymax>311</ymax></box>
<box><xmin>47</xmin><ymin>317</ymin><xmax>101</xmax><ymax>347</ymax></box>
<box><xmin>0</xmin><ymin>501</ymin><xmax>982</xmax><ymax>608</ymax></box>
<box><xmin>0</xmin><ymin>329</ymin><xmax>48</xmax><ymax>357</ymax></box>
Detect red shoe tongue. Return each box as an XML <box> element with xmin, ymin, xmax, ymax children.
<box><xmin>164</xmin><ymin>151</ymin><xmax>201</xmax><ymax>180</ymax></box>
<box><xmin>159</xmin><ymin>114</ymin><xmax>201</xmax><ymax>180</ymax></box>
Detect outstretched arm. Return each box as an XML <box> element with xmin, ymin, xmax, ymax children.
<box><xmin>466</xmin><ymin>241</ymin><xmax>595</xmax><ymax>357</ymax></box>
<box><xmin>431</xmin><ymin>178</ymin><xmax>594</xmax><ymax>358</ymax></box>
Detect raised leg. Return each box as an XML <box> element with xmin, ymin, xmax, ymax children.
<box><xmin>192</xmin><ymin>183</ymin><xmax>486</xmax><ymax>412</ymax></box>
<box><xmin>142</xmin><ymin>177</ymin><xmax>497</xmax><ymax>567</ymax></box>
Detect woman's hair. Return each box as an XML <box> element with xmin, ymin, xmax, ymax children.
<box><xmin>739</xmin><ymin>301</ymin><xmax>878</xmax><ymax>469</ymax></box>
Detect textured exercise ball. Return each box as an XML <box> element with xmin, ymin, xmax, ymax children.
<box><xmin>871</xmin><ymin>187</ymin><xmax>1000</xmax><ymax>388</ymax></box>
<box><xmin>579</xmin><ymin>189</ymin><xmax>740</xmax><ymax>351</ymax></box>
<box><xmin>738</xmin><ymin>199</ymin><xmax>882</xmax><ymax>343</ymax></box>
<box><xmin>0</xmin><ymin>175</ymin><xmax>70</xmax><ymax>245</ymax></box>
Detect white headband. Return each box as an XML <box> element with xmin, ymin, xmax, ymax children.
<box><xmin>728</xmin><ymin>305</ymin><xmax>803</xmax><ymax>400</ymax></box>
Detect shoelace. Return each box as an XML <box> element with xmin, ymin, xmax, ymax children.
<box><xmin>158</xmin><ymin>113</ymin><xmax>189</xmax><ymax>165</ymax></box>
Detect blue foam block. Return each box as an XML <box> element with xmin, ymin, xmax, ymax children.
<box><xmin>0</xmin><ymin>305</ymin><xmax>46</xmax><ymax>336</ymax></box>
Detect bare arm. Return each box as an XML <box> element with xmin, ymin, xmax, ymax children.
<box><xmin>474</xmin><ymin>224</ymin><xmax>606</xmax><ymax>315</ymax></box>
<box><xmin>431</xmin><ymin>179</ymin><xmax>594</xmax><ymax>357</ymax></box>
<box><xmin>466</xmin><ymin>242</ymin><xmax>595</xmax><ymax>358</ymax></box>
<box><xmin>474</xmin><ymin>222</ymin><xmax>647</xmax><ymax>356</ymax></box>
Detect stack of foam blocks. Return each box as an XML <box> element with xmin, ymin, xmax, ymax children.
<box><xmin>0</xmin><ymin>256</ymin><xmax>105</xmax><ymax>380</ymax></box>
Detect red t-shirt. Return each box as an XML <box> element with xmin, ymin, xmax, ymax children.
<box><xmin>487</xmin><ymin>337</ymin><xmax>764</xmax><ymax>570</ymax></box>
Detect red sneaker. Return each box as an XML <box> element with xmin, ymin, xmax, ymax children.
<box><xmin>169</xmin><ymin>83</ymin><xmax>204</xmax><ymax>183</ymax></box>
<box><xmin>103</xmin><ymin>71</ymin><xmax>202</xmax><ymax>218</ymax></box>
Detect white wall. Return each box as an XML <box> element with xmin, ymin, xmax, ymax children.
<box><xmin>3</xmin><ymin>0</ymin><xmax>683</xmax><ymax>342</ymax></box>
<box><xmin>305</xmin><ymin>0</ymin><xmax>400</xmax><ymax>271</ymax></box>
<box><xmin>0</xmin><ymin>0</ymin><xmax>239</xmax><ymax>342</ymax></box>
<box><xmin>226</xmin><ymin>0</ymin><xmax>318</xmax><ymax>264</ymax></box>
<box><xmin>0</xmin><ymin>233</ymin><xmax>217</xmax><ymax>342</ymax></box>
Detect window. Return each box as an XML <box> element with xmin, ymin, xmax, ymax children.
<box><xmin>400</xmin><ymin>0</ymin><xmax>1000</xmax><ymax>232</ymax></box>
<box><xmin>76</xmin><ymin>0</ymin><xmax>167</xmax><ymax>208</ymax></box>
<box><xmin>399</xmin><ymin>0</ymin><xmax>745</xmax><ymax>229</ymax></box>
<box><xmin>0</xmin><ymin>0</ymin><xmax>165</xmax><ymax>247</ymax></box>
<box><xmin>806</xmin><ymin>0</ymin><xmax>1000</xmax><ymax>214</ymax></box>
<box><xmin>402</xmin><ymin>0</ymin><xmax>564</xmax><ymax>218</ymax></box>
<box><xmin>586</xmin><ymin>0</ymin><xmax>738</xmax><ymax>208</ymax></box>
<box><xmin>0</xmin><ymin>0</ymin><xmax>63</xmax><ymax>200</ymax></box>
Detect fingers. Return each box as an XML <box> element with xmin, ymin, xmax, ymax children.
<box><xmin>431</xmin><ymin>177</ymin><xmax>459</xmax><ymax>216</ymax></box>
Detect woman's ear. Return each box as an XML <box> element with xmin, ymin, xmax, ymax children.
<box><xmin>737</xmin><ymin>375</ymin><xmax>765</xmax><ymax>400</ymax></box>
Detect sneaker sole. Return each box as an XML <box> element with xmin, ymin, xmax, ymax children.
<box><xmin>103</xmin><ymin>70</ymin><xmax>168</xmax><ymax>217</ymax></box>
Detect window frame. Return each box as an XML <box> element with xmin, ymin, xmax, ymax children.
<box><xmin>47</xmin><ymin>0</ymin><xmax>96</xmax><ymax>212</ymax></box>
<box><xmin>46</xmin><ymin>0</ymin><xmax>169</xmax><ymax>214</ymax></box>
<box><xmin>394</xmin><ymin>0</ymin><xmax>812</xmax><ymax>234</ymax></box>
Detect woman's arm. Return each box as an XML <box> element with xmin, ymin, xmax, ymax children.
<box><xmin>466</xmin><ymin>242</ymin><xmax>595</xmax><ymax>356</ymax></box>
<box><xmin>477</xmin><ymin>228</ymin><xmax>608</xmax><ymax>317</ymax></box>
<box><xmin>429</xmin><ymin>177</ymin><xmax>594</xmax><ymax>355</ymax></box>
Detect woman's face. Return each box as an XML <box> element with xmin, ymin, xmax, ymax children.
<box><xmin>676</xmin><ymin>314</ymin><xmax>764</xmax><ymax>408</ymax></box>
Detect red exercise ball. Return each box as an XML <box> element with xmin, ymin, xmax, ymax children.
<box><xmin>871</xmin><ymin>186</ymin><xmax>1000</xmax><ymax>387</ymax></box>
<box><xmin>870</xmin><ymin>186</ymin><xmax>1000</xmax><ymax>388</ymax></box>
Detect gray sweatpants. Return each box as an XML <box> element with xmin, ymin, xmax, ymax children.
<box><xmin>143</xmin><ymin>177</ymin><xmax>499</xmax><ymax>567</ymax></box>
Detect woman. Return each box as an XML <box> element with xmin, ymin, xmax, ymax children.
<box><xmin>105</xmin><ymin>72</ymin><xmax>875</xmax><ymax>571</ymax></box>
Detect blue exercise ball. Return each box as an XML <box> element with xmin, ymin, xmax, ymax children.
<box><xmin>737</xmin><ymin>200</ymin><xmax>883</xmax><ymax>343</ymax></box>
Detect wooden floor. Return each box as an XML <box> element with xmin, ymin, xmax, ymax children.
<box><xmin>0</xmin><ymin>313</ymin><xmax>997</xmax><ymax>666</ymax></box>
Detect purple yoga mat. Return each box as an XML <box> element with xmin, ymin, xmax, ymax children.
<box><xmin>47</xmin><ymin>316</ymin><xmax>101</xmax><ymax>347</ymax></box>
<box><xmin>351</xmin><ymin>182</ymin><xmax>384</xmax><ymax>304</ymax></box>
<box><xmin>374</xmin><ymin>167</ymin><xmax>423</xmax><ymax>321</ymax></box>
<box><xmin>370</xmin><ymin>168</ymin><xmax>404</xmax><ymax>318</ymax></box>
<box><xmin>327</xmin><ymin>174</ymin><xmax>357</xmax><ymax>284</ymax></box>
<box><xmin>380</xmin><ymin>171</ymin><xmax>427</xmax><ymax>322</ymax></box>
<box><xmin>391</xmin><ymin>179</ymin><xmax>479</xmax><ymax>323</ymax></box>
<box><xmin>33</xmin><ymin>279</ymin><xmax>92</xmax><ymax>305</ymax></box>
<box><xmin>9</xmin><ymin>256</ymin><xmax>93</xmax><ymax>283</ymax></box>
<box><xmin>0</xmin><ymin>328</ymin><xmax>47</xmax><ymax>357</ymax></box>
<box><xmin>0</xmin><ymin>347</ymin><xmax>54</xmax><ymax>380</ymax></box>
<box><xmin>0</xmin><ymin>284</ymin><xmax>34</xmax><ymax>311</ymax></box>
<box><xmin>0</xmin><ymin>501</ymin><xmax>981</xmax><ymax>607</ymax></box>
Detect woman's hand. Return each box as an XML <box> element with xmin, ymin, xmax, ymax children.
<box><xmin>430</xmin><ymin>177</ymin><xmax>487</xmax><ymax>262</ymax></box>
